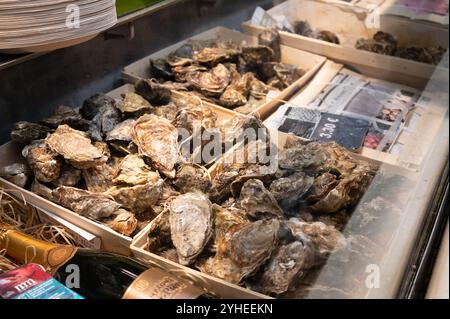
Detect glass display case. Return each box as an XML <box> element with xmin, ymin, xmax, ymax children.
<box><xmin>0</xmin><ymin>0</ymin><xmax>448</xmax><ymax>299</ymax></box>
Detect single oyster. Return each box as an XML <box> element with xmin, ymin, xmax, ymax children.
<box><xmin>41</xmin><ymin>106</ymin><xmax>83</xmax><ymax>128</ymax></box>
<box><xmin>169</xmin><ymin>192</ymin><xmax>213</xmax><ymax>265</ymax></box>
<box><xmin>355</xmin><ymin>31</ymin><xmax>397</xmax><ymax>55</ymax></box>
<box><xmin>219</xmin><ymin>67</ymin><xmax>252</xmax><ymax>108</ymax></box>
<box><xmin>52</xmin><ymin>186</ymin><xmax>121</xmax><ymax>220</ymax></box>
<box><xmin>315</xmin><ymin>30</ymin><xmax>340</xmax><ymax>44</ymax></box>
<box><xmin>10</xmin><ymin>122</ymin><xmax>52</xmax><ymax>145</ymax></box>
<box><xmin>395</xmin><ymin>46</ymin><xmax>433</xmax><ymax>64</ymax></box>
<box><xmin>46</xmin><ymin>125</ymin><xmax>107</xmax><ymax>169</ymax></box>
<box><xmin>25</xmin><ymin>140</ymin><xmax>63</xmax><ymax>183</ymax></box>
<box><xmin>146</xmin><ymin>209</ymin><xmax>172</xmax><ymax>253</ymax></box>
<box><xmin>105</xmin><ymin>119</ymin><xmax>136</xmax><ymax>154</ymax></box>
<box><xmin>113</xmin><ymin>154</ymin><xmax>160</xmax><ymax>186</ymax></box>
<box><xmin>305</xmin><ymin>173</ymin><xmax>338</xmax><ymax>204</ymax></box>
<box><xmin>173</xmin><ymin>164</ymin><xmax>211</xmax><ymax>194</ymax></box>
<box><xmin>257</xmin><ymin>241</ymin><xmax>315</xmax><ymax>295</ymax></box>
<box><xmin>193</xmin><ymin>47</ymin><xmax>240</xmax><ymax>66</ymax></box>
<box><xmin>106</xmin><ymin>209</ymin><xmax>138</xmax><ymax>237</ymax></box>
<box><xmin>150</xmin><ymin>59</ymin><xmax>174</xmax><ymax>80</ymax></box>
<box><xmin>258</xmin><ymin>29</ymin><xmax>281</xmax><ymax>62</ymax></box>
<box><xmin>132</xmin><ymin>114</ymin><xmax>179</xmax><ymax>178</ymax></box>
<box><xmin>80</xmin><ymin>93</ymin><xmax>116</xmax><ymax>120</ymax></box>
<box><xmin>241</xmin><ymin>46</ymin><xmax>275</xmax><ymax>67</ymax></box>
<box><xmin>186</xmin><ymin>63</ymin><xmax>231</xmax><ymax>97</ymax></box>
<box><xmin>0</xmin><ymin>164</ymin><xmax>31</xmax><ymax>188</ymax></box>
<box><xmin>239</xmin><ymin>179</ymin><xmax>284</xmax><ymax>219</ymax></box>
<box><xmin>286</xmin><ymin>218</ymin><xmax>346</xmax><ymax>259</ymax></box>
<box><xmin>116</xmin><ymin>92</ymin><xmax>153</xmax><ymax>116</ymax></box>
<box><xmin>172</xmin><ymin>64</ymin><xmax>208</xmax><ymax>82</ymax></box>
<box><xmin>82</xmin><ymin>158</ymin><xmax>119</xmax><ymax>193</ymax></box>
<box><xmin>106</xmin><ymin>179</ymin><xmax>164</xmax><ymax>214</ymax></box>
<box><xmin>294</xmin><ymin>20</ymin><xmax>314</xmax><ymax>37</ymax></box>
<box><xmin>52</xmin><ymin>164</ymin><xmax>81</xmax><ymax>187</ymax></box>
<box><xmin>31</xmin><ymin>179</ymin><xmax>54</xmax><ymax>201</ymax></box>
<box><xmin>92</xmin><ymin>101</ymin><xmax>122</xmax><ymax>135</ymax></box>
<box><xmin>197</xmin><ymin>256</ymin><xmax>247</xmax><ymax>285</ymax></box>
<box><xmin>263</xmin><ymin>62</ymin><xmax>304</xmax><ymax>89</ymax></box>
<box><xmin>135</xmin><ymin>79</ymin><xmax>172</xmax><ymax>105</ymax></box>
<box><xmin>172</xmin><ymin>101</ymin><xmax>217</xmax><ymax>134</ymax></box>
<box><xmin>70</xmin><ymin>119</ymin><xmax>103</xmax><ymax>142</ymax></box>
<box><xmin>151</xmin><ymin>102</ymin><xmax>178</xmax><ymax>121</ymax></box>
<box><xmin>269</xmin><ymin>172</ymin><xmax>314</xmax><ymax>210</ymax></box>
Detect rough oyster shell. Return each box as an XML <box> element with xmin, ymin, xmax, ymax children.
<box><xmin>135</xmin><ymin>79</ymin><xmax>172</xmax><ymax>105</ymax></box>
<box><xmin>52</xmin><ymin>186</ymin><xmax>121</xmax><ymax>220</ymax></box>
<box><xmin>113</xmin><ymin>154</ymin><xmax>160</xmax><ymax>186</ymax></box>
<box><xmin>172</xmin><ymin>100</ymin><xmax>217</xmax><ymax>134</ymax></box>
<box><xmin>193</xmin><ymin>47</ymin><xmax>240</xmax><ymax>66</ymax></box>
<box><xmin>41</xmin><ymin>106</ymin><xmax>83</xmax><ymax>128</ymax></box>
<box><xmin>82</xmin><ymin>158</ymin><xmax>119</xmax><ymax>193</ymax></box>
<box><xmin>219</xmin><ymin>67</ymin><xmax>252</xmax><ymax>108</ymax></box>
<box><xmin>173</xmin><ymin>164</ymin><xmax>211</xmax><ymax>194</ymax></box>
<box><xmin>150</xmin><ymin>102</ymin><xmax>178</xmax><ymax>122</ymax></box>
<box><xmin>150</xmin><ymin>59</ymin><xmax>174</xmax><ymax>80</ymax></box>
<box><xmin>169</xmin><ymin>192</ymin><xmax>213</xmax><ymax>265</ymax></box>
<box><xmin>241</xmin><ymin>46</ymin><xmax>275</xmax><ymax>67</ymax></box>
<box><xmin>315</xmin><ymin>30</ymin><xmax>340</xmax><ymax>44</ymax></box>
<box><xmin>10</xmin><ymin>122</ymin><xmax>52</xmax><ymax>145</ymax></box>
<box><xmin>131</xmin><ymin>114</ymin><xmax>179</xmax><ymax>178</ymax></box>
<box><xmin>146</xmin><ymin>209</ymin><xmax>172</xmax><ymax>253</ymax></box>
<box><xmin>239</xmin><ymin>179</ymin><xmax>284</xmax><ymax>219</ymax></box>
<box><xmin>105</xmin><ymin>119</ymin><xmax>135</xmax><ymax>143</ymax></box>
<box><xmin>355</xmin><ymin>31</ymin><xmax>397</xmax><ymax>55</ymax></box>
<box><xmin>46</xmin><ymin>125</ymin><xmax>107</xmax><ymax>169</ymax></box>
<box><xmin>0</xmin><ymin>163</ymin><xmax>31</xmax><ymax>188</ymax></box>
<box><xmin>186</xmin><ymin>63</ymin><xmax>231</xmax><ymax>97</ymax></box>
<box><xmin>269</xmin><ymin>172</ymin><xmax>314</xmax><ymax>210</ymax></box>
<box><xmin>172</xmin><ymin>64</ymin><xmax>208</xmax><ymax>83</ymax></box>
<box><xmin>213</xmin><ymin>204</ymin><xmax>249</xmax><ymax>255</ymax></box>
<box><xmin>31</xmin><ymin>179</ymin><xmax>54</xmax><ymax>201</ymax></box>
<box><xmin>52</xmin><ymin>164</ymin><xmax>81</xmax><ymax>187</ymax></box>
<box><xmin>106</xmin><ymin>179</ymin><xmax>164</xmax><ymax>214</ymax></box>
<box><xmin>25</xmin><ymin>140</ymin><xmax>63</xmax><ymax>183</ymax></box>
<box><xmin>395</xmin><ymin>46</ymin><xmax>434</xmax><ymax>64</ymax></box>
<box><xmin>106</xmin><ymin>209</ymin><xmax>138</xmax><ymax>237</ymax></box>
<box><xmin>116</xmin><ymin>92</ymin><xmax>153</xmax><ymax>116</ymax></box>
<box><xmin>80</xmin><ymin>93</ymin><xmax>116</xmax><ymax>120</ymax></box>
<box><xmin>258</xmin><ymin>29</ymin><xmax>281</xmax><ymax>62</ymax></box>
<box><xmin>304</xmin><ymin>172</ymin><xmax>338</xmax><ymax>204</ymax></box>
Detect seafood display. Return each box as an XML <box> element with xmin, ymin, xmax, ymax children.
<box><xmin>146</xmin><ymin>30</ymin><xmax>305</xmax><ymax>114</ymax></box>
<box><xmin>355</xmin><ymin>31</ymin><xmax>445</xmax><ymax>65</ymax></box>
<box><xmin>143</xmin><ymin>129</ymin><xmax>380</xmax><ymax>298</ymax></box>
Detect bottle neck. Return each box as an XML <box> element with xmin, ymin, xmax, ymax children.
<box><xmin>0</xmin><ymin>230</ymin><xmax>77</xmax><ymax>275</ymax></box>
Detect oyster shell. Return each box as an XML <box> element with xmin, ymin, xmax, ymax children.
<box><xmin>258</xmin><ymin>29</ymin><xmax>281</xmax><ymax>62</ymax></box>
<box><xmin>25</xmin><ymin>140</ymin><xmax>63</xmax><ymax>183</ymax></box>
<box><xmin>294</xmin><ymin>20</ymin><xmax>314</xmax><ymax>37</ymax></box>
<box><xmin>219</xmin><ymin>66</ymin><xmax>252</xmax><ymax>108</ymax></box>
<box><xmin>304</xmin><ymin>172</ymin><xmax>338</xmax><ymax>204</ymax></box>
<box><xmin>41</xmin><ymin>106</ymin><xmax>83</xmax><ymax>128</ymax></box>
<box><xmin>355</xmin><ymin>31</ymin><xmax>397</xmax><ymax>55</ymax></box>
<box><xmin>31</xmin><ymin>179</ymin><xmax>54</xmax><ymax>201</ymax></box>
<box><xmin>131</xmin><ymin>114</ymin><xmax>179</xmax><ymax>178</ymax></box>
<box><xmin>106</xmin><ymin>179</ymin><xmax>164</xmax><ymax>214</ymax></box>
<box><xmin>186</xmin><ymin>63</ymin><xmax>231</xmax><ymax>97</ymax></box>
<box><xmin>263</xmin><ymin>62</ymin><xmax>303</xmax><ymax>89</ymax></box>
<box><xmin>198</xmin><ymin>256</ymin><xmax>246</xmax><ymax>285</ymax></box>
<box><xmin>113</xmin><ymin>154</ymin><xmax>160</xmax><ymax>186</ymax></box>
<box><xmin>173</xmin><ymin>164</ymin><xmax>211</xmax><ymax>194</ymax></box>
<box><xmin>52</xmin><ymin>164</ymin><xmax>81</xmax><ymax>187</ymax></box>
<box><xmin>151</xmin><ymin>102</ymin><xmax>178</xmax><ymax>122</ymax></box>
<box><xmin>106</xmin><ymin>209</ymin><xmax>138</xmax><ymax>237</ymax></box>
<box><xmin>172</xmin><ymin>99</ymin><xmax>217</xmax><ymax>134</ymax></box>
<box><xmin>10</xmin><ymin>122</ymin><xmax>52</xmax><ymax>145</ymax></box>
<box><xmin>241</xmin><ymin>46</ymin><xmax>275</xmax><ymax>67</ymax></box>
<box><xmin>82</xmin><ymin>158</ymin><xmax>119</xmax><ymax>193</ymax></box>
<box><xmin>146</xmin><ymin>209</ymin><xmax>172</xmax><ymax>253</ymax></box>
<box><xmin>52</xmin><ymin>186</ymin><xmax>121</xmax><ymax>220</ymax></box>
<box><xmin>135</xmin><ymin>79</ymin><xmax>172</xmax><ymax>105</ymax></box>
<box><xmin>169</xmin><ymin>192</ymin><xmax>213</xmax><ymax>265</ymax></box>
<box><xmin>0</xmin><ymin>163</ymin><xmax>31</xmax><ymax>188</ymax></box>
<box><xmin>193</xmin><ymin>47</ymin><xmax>240</xmax><ymax>66</ymax></box>
<box><xmin>150</xmin><ymin>59</ymin><xmax>174</xmax><ymax>80</ymax></box>
<box><xmin>269</xmin><ymin>172</ymin><xmax>315</xmax><ymax>210</ymax></box>
<box><xmin>315</xmin><ymin>30</ymin><xmax>340</xmax><ymax>44</ymax></box>
<box><xmin>395</xmin><ymin>46</ymin><xmax>433</xmax><ymax>64</ymax></box>
<box><xmin>46</xmin><ymin>125</ymin><xmax>107</xmax><ymax>169</ymax></box>
<box><xmin>159</xmin><ymin>248</ymin><xmax>179</xmax><ymax>263</ymax></box>
<box><xmin>239</xmin><ymin>179</ymin><xmax>284</xmax><ymax>219</ymax></box>
<box><xmin>80</xmin><ymin>93</ymin><xmax>116</xmax><ymax>120</ymax></box>
<box><xmin>105</xmin><ymin>119</ymin><xmax>136</xmax><ymax>152</ymax></box>
<box><xmin>172</xmin><ymin>64</ymin><xmax>208</xmax><ymax>83</ymax></box>
<box><xmin>116</xmin><ymin>92</ymin><xmax>153</xmax><ymax>116</ymax></box>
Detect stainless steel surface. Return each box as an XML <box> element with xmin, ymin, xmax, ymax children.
<box><xmin>0</xmin><ymin>0</ymin><xmax>273</xmax><ymax>144</ymax></box>
<box><xmin>426</xmin><ymin>223</ymin><xmax>449</xmax><ymax>299</ymax></box>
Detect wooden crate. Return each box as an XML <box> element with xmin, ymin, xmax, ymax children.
<box><xmin>242</xmin><ymin>0</ymin><xmax>448</xmax><ymax>89</ymax></box>
<box><xmin>121</xmin><ymin>26</ymin><xmax>327</xmax><ymax>120</ymax></box>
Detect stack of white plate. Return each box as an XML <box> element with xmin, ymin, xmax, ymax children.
<box><xmin>0</xmin><ymin>0</ymin><xmax>117</xmax><ymax>53</ymax></box>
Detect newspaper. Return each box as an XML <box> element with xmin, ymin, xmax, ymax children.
<box><xmin>250</xmin><ymin>7</ymin><xmax>295</xmax><ymax>32</ymax></box>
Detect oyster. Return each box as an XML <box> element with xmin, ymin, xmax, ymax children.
<box><xmin>172</xmin><ymin>100</ymin><xmax>217</xmax><ymax>134</ymax></box>
<box><xmin>258</xmin><ymin>29</ymin><xmax>281</xmax><ymax>62</ymax></box>
<box><xmin>31</xmin><ymin>179</ymin><xmax>54</xmax><ymax>201</ymax></box>
<box><xmin>0</xmin><ymin>163</ymin><xmax>31</xmax><ymax>188</ymax></box>
<box><xmin>116</xmin><ymin>92</ymin><xmax>153</xmax><ymax>116</ymax></box>
<box><xmin>106</xmin><ymin>209</ymin><xmax>138</xmax><ymax>237</ymax></box>
<box><xmin>150</xmin><ymin>59</ymin><xmax>174</xmax><ymax>80</ymax></box>
<box><xmin>151</xmin><ymin>102</ymin><xmax>178</xmax><ymax>122</ymax></box>
<box><xmin>241</xmin><ymin>46</ymin><xmax>275</xmax><ymax>67</ymax></box>
<box><xmin>169</xmin><ymin>192</ymin><xmax>213</xmax><ymax>265</ymax></box>
<box><xmin>41</xmin><ymin>106</ymin><xmax>83</xmax><ymax>128</ymax></box>
<box><xmin>25</xmin><ymin>140</ymin><xmax>63</xmax><ymax>183</ymax></box>
<box><xmin>213</xmin><ymin>204</ymin><xmax>250</xmax><ymax>254</ymax></box>
<box><xmin>46</xmin><ymin>125</ymin><xmax>107</xmax><ymax>169</ymax></box>
<box><xmin>263</xmin><ymin>63</ymin><xmax>303</xmax><ymax>89</ymax></box>
<box><xmin>193</xmin><ymin>47</ymin><xmax>240</xmax><ymax>66</ymax></box>
<box><xmin>239</xmin><ymin>179</ymin><xmax>284</xmax><ymax>219</ymax></box>
<box><xmin>135</xmin><ymin>79</ymin><xmax>171</xmax><ymax>105</ymax></box>
<box><xmin>80</xmin><ymin>93</ymin><xmax>116</xmax><ymax>120</ymax></box>
<box><xmin>106</xmin><ymin>179</ymin><xmax>163</xmax><ymax>214</ymax></box>
<box><xmin>305</xmin><ymin>172</ymin><xmax>338</xmax><ymax>203</ymax></box>
<box><xmin>294</xmin><ymin>20</ymin><xmax>314</xmax><ymax>37</ymax></box>
<box><xmin>172</xmin><ymin>64</ymin><xmax>208</xmax><ymax>83</ymax></box>
<box><xmin>219</xmin><ymin>67</ymin><xmax>252</xmax><ymax>108</ymax></box>
<box><xmin>82</xmin><ymin>158</ymin><xmax>119</xmax><ymax>193</ymax></box>
<box><xmin>113</xmin><ymin>154</ymin><xmax>160</xmax><ymax>186</ymax></box>
<box><xmin>105</xmin><ymin>119</ymin><xmax>136</xmax><ymax>153</ymax></box>
<box><xmin>286</xmin><ymin>219</ymin><xmax>346</xmax><ymax>259</ymax></box>
<box><xmin>269</xmin><ymin>172</ymin><xmax>314</xmax><ymax>210</ymax></box>
<box><xmin>315</xmin><ymin>30</ymin><xmax>340</xmax><ymax>44</ymax></box>
<box><xmin>146</xmin><ymin>209</ymin><xmax>172</xmax><ymax>253</ymax></box>
<box><xmin>186</xmin><ymin>63</ymin><xmax>231</xmax><ymax>97</ymax></box>
<box><xmin>173</xmin><ymin>164</ymin><xmax>211</xmax><ymax>194</ymax></box>
<box><xmin>70</xmin><ymin>119</ymin><xmax>103</xmax><ymax>142</ymax></box>
<box><xmin>131</xmin><ymin>114</ymin><xmax>179</xmax><ymax>178</ymax></box>
<box><xmin>395</xmin><ymin>46</ymin><xmax>433</xmax><ymax>64</ymax></box>
<box><xmin>10</xmin><ymin>122</ymin><xmax>52</xmax><ymax>145</ymax></box>
<box><xmin>52</xmin><ymin>164</ymin><xmax>81</xmax><ymax>187</ymax></box>
<box><xmin>355</xmin><ymin>31</ymin><xmax>397</xmax><ymax>55</ymax></box>
<box><xmin>159</xmin><ymin>248</ymin><xmax>179</xmax><ymax>263</ymax></box>
<box><xmin>52</xmin><ymin>186</ymin><xmax>121</xmax><ymax>220</ymax></box>
<box><xmin>198</xmin><ymin>256</ymin><xmax>246</xmax><ymax>285</ymax></box>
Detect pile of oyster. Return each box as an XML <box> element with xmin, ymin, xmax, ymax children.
<box><xmin>146</xmin><ymin>30</ymin><xmax>305</xmax><ymax>114</ymax></box>
<box><xmin>293</xmin><ymin>20</ymin><xmax>340</xmax><ymax>44</ymax></box>
<box><xmin>1</xmin><ymin>82</ymin><xmax>254</xmax><ymax>237</ymax></box>
<box><xmin>355</xmin><ymin>31</ymin><xmax>446</xmax><ymax>65</ymax></box>
<box><xmin>144</xmin><ymin>132</ymin><xmax>380</xmax><ymax>297</ymax></box>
